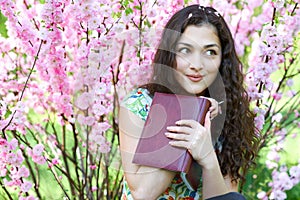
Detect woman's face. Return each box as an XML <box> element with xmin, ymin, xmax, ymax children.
<box><xmin>174</xmin><ymin>24</ymin><xmax>222</xmax><ymax>95</ymax></box>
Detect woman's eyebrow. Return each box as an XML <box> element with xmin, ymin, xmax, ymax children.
<box><xmin>176</xmin><ymin>42</ymin><xmax>193</xmax><ymax>47</ymax></box>
<box><xmin>177</xmin><ymin>42</ymin><xmax>220</xmax><ymax>49</ymax></box>
<box><xmin>204</xmin><ymin>44</ymin><xmax>221</xmax><ymax>49</ymax></box>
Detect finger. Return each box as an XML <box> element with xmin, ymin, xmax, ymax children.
<box><xmin>204</xmin><ymin>112</ymin><xmax>211</xmax><ymax>130</ymax></box>
<box><xmin>166</xmin><ymin>125</ymin><xmax>193</xmax><ymax>134</ymax></box>
<box><xmin>210</xmin><ymin>110</ymin><xmax>218</xmax><ymax>119</ymax></box>
<box><xmin>175</xmin><ymin>119</ymin><xmax>199</xmax><ymax>129</ymax></box>
<box><xmin>209</xmin><ymin>105</ymin><xmax>218</xmax><ymax>112</ymax></box>
<box><xmin>164</xmin><ymin>132</ymin><xmax>190</xmax><ymax>141</ymax></box>
<box><xmin>169</xmin><ymin>140</ymin><xmax>189</xmax><ymax>149</ymax></box>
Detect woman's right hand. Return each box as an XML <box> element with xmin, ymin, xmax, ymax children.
<box><xmin>165</xmin><ymin>112</ymin><xmax>215</xmax><ymax>167</ymax></box>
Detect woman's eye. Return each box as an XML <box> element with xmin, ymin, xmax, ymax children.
<box><xmin>178</xmin><ymin>48</ymin><xmax>190</xmax><ymax>54</ymax></box>
<box><xmin>206</xmin><ymin>49</ymin><xmax>217</xmax><ymax>56</ymax></box>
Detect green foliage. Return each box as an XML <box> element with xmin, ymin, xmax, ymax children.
<box><xmin>243</xmin><ymin>123</ymin><xmax>300</xmax><ymax>199</ymax></box>
<box><xmin>0</xmin><ymin>11</ymin><xmax>8</xmax><ymax>38</ymax></box>
<box><xmin>125</xmin><ymin>7</ymin><xmax>133</xmax><ymax>15</ymax></box>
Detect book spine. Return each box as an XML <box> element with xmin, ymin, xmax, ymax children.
<box><xmin>180</xmin><ymin>152</ymin><xmax>193</xmax><ymax>173</ymax></box>
<box><xmin>197</xmin><ymin>99</ymin><xmax>210</xmax><ymax>125</ymax></box>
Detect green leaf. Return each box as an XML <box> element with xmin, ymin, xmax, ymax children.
<box><xmin>0</xmin><ymin>11</ymin><xmax>8</xmax><ymax>38</ymax></box>
<box><xmin>125</xmin><ymin>7</ymin><xmax>133</xmax><ymax>15</ymax></box>
<box><xmin>253</xmin><ymin>5</ymin><xmax>263</xmax><ymax>17</ymax></box>
<box><xmin>143</xmin><ymin>19</ymin><xmax>151</xmax><ymax>28</ymax></box>
<box><xmin>134</xmin><ymin>5</ymin><xmax>141</xmax><ymax>10</ymax></box>
<box><xmin>122</xmin><ymin>0</ymin><xmax>129</xmax><ymax>7</ymax></box>
<box><xmin>4</xmin><ymin>109</ymin><xmax>12</xmax><ymax>118</ymax></box>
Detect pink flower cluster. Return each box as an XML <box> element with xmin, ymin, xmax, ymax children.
<box><xmin>257</xmin><ymin>127</ymin><xmax>300</xmax><ymax>199</ymax></box>
<box><xmin>27</xmin><ymin>144</ymin><xmax>46</xmax><ymax>165</ymax></box>
<box><xmin>257</xmin><ymin>163</ymin><xmax>300</xmax><ymax>200</ymax></box>
<box><xmin>0</xmin><ymin>138</ymin><xmax>36</xmax><ymax>198</ymax></box>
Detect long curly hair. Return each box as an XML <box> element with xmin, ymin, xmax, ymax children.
<box><xmin>142</xmin><ymin>4</ymin><xmax>260</xmax><ymax>185</ymax></box>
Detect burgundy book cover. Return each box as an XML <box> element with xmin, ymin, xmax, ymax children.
<box><xmin>132</xmin><ymin>92</ymin><xmax>211</xmax><ymax>190</ymax></box>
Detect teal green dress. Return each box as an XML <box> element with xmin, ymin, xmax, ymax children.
<box><xmin>121</xmin><ymin>88</ymin><xmax>201</xmax><ymax>200</ymax></box>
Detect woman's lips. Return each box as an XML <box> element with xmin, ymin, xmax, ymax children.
<box><xmin>186</xmin><ymin>74</ymin><xmax>203</xmax><ymax>82</ymax></box>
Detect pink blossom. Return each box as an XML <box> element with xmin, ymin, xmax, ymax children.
<box><xmin>257</xmin><ymin>191</ymin><xmax>267</xmax><ymax>199</ymax></box>
<box><xmin>6</xmin><ymin>152</ymin><xmax>19</xmax><ymax>165</ymax></box>
<box><xmin>276</xmin><ymin>171</ymin><xmax>293</xmax><ymax>190</ymax></box>
<box><xmin>270</xmin><ymin>190</ymin><xmax>286</xmax><ymax>200</ymax></box>
<box><xmin>272</xmin><ymin>0</ymin><xmax>285</xmax><ymax>9</ymax></box>
<box><xmin>290</xmin><ymin>165</ymin><xmax>300</xmax><ymax>184</ymax></box>
<box><xmin>77</xmin><ymin>114</ymin><xmax>95</xmax><ymax>126</ymax></box>
<box><xmin>15</xmin><ymin>150</ymin><xmax>24</xmax><ymax>166</ymax></box>
<box><xmin>52</xmin><ymin>158</ymin><xmax>59</xmax><ymax>165</ymax></box>
<box><xmin>88</xmin><ymin>16</ymin><xmax>101</xmax><ymax>30</ymax></box>
<box><xmin>98</xmin><ymin>141</ymin><xmax>111</xmax><ymax>153</ymax></box>
<box><xmin>8</xmin><ymin>138</ymin><xmax>18</xmax><ymax>151</ymax></box>
<box><xmin>272</xmin><ymin>113</ymin><xmax>283</xmax><ymax>123</ymax></box>
<box><xmin>3</xmin><ymin>178</ymin><xmax>21</xmax><ymax>187</ymax></box>
<box><xmin>32</xmin><ymin>144</ymin><xmax>44</xmax><ymax>156</ymax></box>
<box><xmin>93</xmin><ymin>122</ymin><xmax>111</xmax><ymax>133</ymax></box>
<box><xmin>0</xmin><ymin>100</ymin><xmax>7</xmax><ymax>116</ymax></box>
<box><xmin>247</xmin><ymin>85</ymin><xmax>263</xmax><ymax>100</ymax></box>
<box><xmin>32</xmin><ymin>155</ymin><xmax>46</xmax><ymax>165</ymax></box>
<box><xmin>294</xmin><ymin>110</ymin><xmax>299</xmax><ymax>117</ymax></box>
<box><xmin>85</xmin><ymin>116</ymin><xmax>95</xmax><ymax>126</ymax></box>
<box><xmin>20</xmin><ymin>180</ymin><xmax>33</xmax><ymax>193</ymax></box>
<box><xmin>267</xmin><ymin>150</ymin><xmax>280</xmax><ymax>163</ymax></box>
<box><xmin>18</xmin><ymin>166</ymin><xmax>30</xmax><ymax>178</ymax></box>
<box><xmin>286</xmin><ymin>90</ymin><xmax>296</xmax><ymax>97</ymax></box>
<box><xmin>254</xmin><ymin>114</ymin><xmax>265</xmax><ymax>131</ymax></box>
<box><xmin>92</xmin><ymin>134</ymin><xmax>106</xmax><ymax>144</ymax></box>
<box><xmin>272</xmin><ymin>93</ymin><xmax>282</xmax><ymax>101</ymax></box>
<box><xmin>147</xmin><ymin>8</ymin><xmax>157</xmax><ymax>18</ymax></box>
<box><xmin>94</xmin><ymin>82</ymin><xmax>108</xmax><ymax>95</ymax></box>
<box><xmin>19</xmin><ymin>196</ymin><xmax>38</xmax><ymax>200</ymax></box>
<box><xmin>91</xmin><ymin>186</ymin><xmax>97</xmax><ymax>192</ymax></box>
<box><xmin>92</xmin><ymin>103</ymin><xmax>107</xmax><ymax>116</ymax></box>
<box><xmin>286</xmin><ymin>79</ymin><xmax>294</xmax><ymax>87</ymax></box>
<box><xmin>89</xmin><ymin>165</ymin><xmax>97</xmax><ymax>170</ymax></box>
<box><xmin>0</xmin><ymin>138</ymin><xmax>8</xmax><ymax>149</ymax></box>
<box><xmin>76</xmin><ymin>92</ymin><xmax>91</xmax><ymax>110</ymax></box>
<box><xmin>0</xmin><ymin>167</ymin><xmax>7</xmax><ymax>177</ymax></box>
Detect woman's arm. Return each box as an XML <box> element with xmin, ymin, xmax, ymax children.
<box><xmin>119</xmin><ymin>106</ymin><xmax>176</xmax><ymax>200</ymax></box>
<box><xmin>165</xmin><ymin>113</ymin><xmax>234</xmax><ymax>199</ymax></box>
<box><xmin>200</xmin><ymin>151</ymin><xmax>232</xmax><ymax>199</ymax></box>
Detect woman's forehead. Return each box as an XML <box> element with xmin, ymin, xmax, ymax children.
<box><xmin>177</xmin><ymin>25</ymin><xmax>221</xmax><ymax>48</ymax></box>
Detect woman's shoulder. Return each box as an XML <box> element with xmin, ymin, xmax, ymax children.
<box><xmin>120</xmin><ymin>88</ymin><xmax>153</xmax><ymax>121</ymax></box>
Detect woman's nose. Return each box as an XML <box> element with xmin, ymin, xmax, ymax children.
<box><xmin>189</xmin><ymin>56</ymin><xmax>203</xmax><ymax>71</ymax></box>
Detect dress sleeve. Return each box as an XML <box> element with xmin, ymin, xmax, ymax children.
<box><xmin>121</xmin><ymin>88</ymin><xmax>153</xmax><ymax>121</ymax></box>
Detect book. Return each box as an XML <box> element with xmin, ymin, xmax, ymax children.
<box><xmin>132</xmin><ymin>92</ymin><xmax>211</xmax><ymax>191</ymax></box>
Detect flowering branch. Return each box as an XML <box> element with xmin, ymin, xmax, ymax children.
<box><xmin>1</xmin><ymin>39</ymin><xmax>43</xmax><ymax>138</ymax></box>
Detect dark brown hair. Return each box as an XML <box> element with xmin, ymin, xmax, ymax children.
<box><xmin>142</xmin><ymin>4</ymin><xmax>260</xmax><ymax>185</ymax></box>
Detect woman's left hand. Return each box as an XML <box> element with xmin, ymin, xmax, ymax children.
<box><xmin>165</xmin><ymin>112</ymin><xmax>214</xmax><ymax>166</ymax></box>
<box><xmin>203</xmin><ymin>97</ymin><xmax>222</xmax><ymax>120</ymax></box>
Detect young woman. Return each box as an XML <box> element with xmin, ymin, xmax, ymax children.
<box><xmin>119</xmin><ymin>4</ymin><xmax>260</xmax><ymax>200</ymax></box>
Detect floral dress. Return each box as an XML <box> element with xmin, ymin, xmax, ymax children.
<box><xmin>120</xmin><ymin>88</ymin><xmax>202</xmax><ymax>200</ymax></box>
